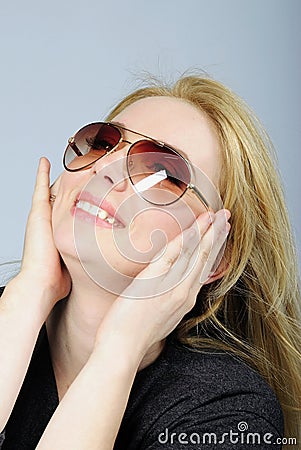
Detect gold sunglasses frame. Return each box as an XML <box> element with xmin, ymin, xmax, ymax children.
<box><xmin>63</xmin><ymin>122</ymin><xmax>210</xmax><ymax>209</ymax></box>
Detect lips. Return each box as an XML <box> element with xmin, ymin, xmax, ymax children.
<box><xmin>73</xmin><ymin>191</ymin><xmax>125</xmax><ymax>228</ymax></box>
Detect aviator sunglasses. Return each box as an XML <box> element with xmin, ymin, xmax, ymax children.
<box><xmin>63</xmin><ymin>122</ymin><xmax>210</xmax><ymax>208</ymax></box>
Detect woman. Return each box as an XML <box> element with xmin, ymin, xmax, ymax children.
<box><xmin>0</xmin><ymin>75</ymin><xmax>300</xmax><ymax>449</ymax></box>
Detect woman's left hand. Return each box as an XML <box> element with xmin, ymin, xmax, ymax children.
<box><xmin>94</xmin><ymin>208</ymin><xmax>230</xmax><ymax>368</ymax></box>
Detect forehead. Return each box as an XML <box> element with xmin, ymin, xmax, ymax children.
<box><xmin>112</xmin><ymin>96</ymin><xmax>221</xmax><ymax>186</ymax></box>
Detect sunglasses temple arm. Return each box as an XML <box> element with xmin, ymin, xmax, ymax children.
<box><xmin>187</xmin><ymin>183</ymin><xmax>211</xmax><ymax>211</ymax></box>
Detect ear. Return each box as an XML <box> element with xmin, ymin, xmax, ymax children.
<box><xmin>202</xmin><ymin>256</ymin><xmax>230</xmax><ymax>285</ymax></box>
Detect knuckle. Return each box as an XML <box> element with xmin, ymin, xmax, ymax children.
<box><xmin>199</xmin><ymin>247</ymin><xmax>211</xmax><ymax>264</ymax></box>
<box><xmin>182</xmin><ymin>247</ymin><xmax>193</xmax><ymax>260</ymax></box>
<box><xmin>162</xmin><ymin>255</ymin><xmax>175</xmax><ymax>268</ymax></box>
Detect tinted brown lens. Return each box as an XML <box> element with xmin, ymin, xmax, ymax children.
<box><xmin>64</xmin><ymin>123</ymin><xmax>121</xmax><ymax>170</ymax></box>
<box><xmin>128</xmin><ymin>140</ymin><xmax>190</xmax><ymax>205</ymax></box>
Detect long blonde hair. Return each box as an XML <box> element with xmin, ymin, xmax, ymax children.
<box><xmin>106</xmin><ymin>75</ymin><xmax>301</xmax><ymax>442</ymax></box>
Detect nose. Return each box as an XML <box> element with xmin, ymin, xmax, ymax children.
<box><xmin>90</xmin><ymin>146</ymin><xmax>129</xmax><ymax>192</ymax></box>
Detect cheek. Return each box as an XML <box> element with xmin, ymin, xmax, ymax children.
<box><xmin>129</xmin><ymin>209</ymin><xmax>184</xmax><ymax>256</ymax></box>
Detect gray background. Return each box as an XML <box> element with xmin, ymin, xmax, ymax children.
<box><xmin>0</xmin><ymin>0</ymin><xmax>300</xmax><ymax>272</ymax></box>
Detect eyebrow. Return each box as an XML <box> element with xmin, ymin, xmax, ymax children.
<box><xmin>110</xmin><ymin>120</ymin><xmax>191</xmax><ymax>162</ymax></box>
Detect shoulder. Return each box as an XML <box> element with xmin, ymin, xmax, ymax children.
<box><xmin>162</xmin><ymin>338</ymin><xmax>281</xmax><ymax>417</ymax></box>
<box><xmin>116</xmin><ymin>337</ymin><xmax>284</xmax><ymax>449</ymax></box>
<box><xmin>163</xmin><ymin>338</ymin><xmax>277</xmax><ymax>402</ymax></box>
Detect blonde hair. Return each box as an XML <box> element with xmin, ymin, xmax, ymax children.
<box><xmin>107</xmin><ymin>75</ymin><xmax>301</xmax><ymax>442</ymax></box>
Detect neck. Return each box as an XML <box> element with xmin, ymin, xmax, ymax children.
<box><xmin>46</xmin><ymin>259</ymin><xmax>165</xmax><ymax>400</ymax></box>
<box><xmin>46</xmin><ymin>268</ymin><xmax>118</xmax><ymax>399</ymax></box>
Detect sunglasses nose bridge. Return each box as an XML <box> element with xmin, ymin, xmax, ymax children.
<box><xmin>91</xmin><ymin>144</ymin><xmax>130</xmax><ymax>192</ymax></box>
<box><xmin>108</xmin><ymin>137</ymin><xmax>132</xmax><ymax>156</ymax></box>
<box><xmin>90</xmin><ymin>134</ymin><xmax>133</xmax><ymax>170</ymax></box>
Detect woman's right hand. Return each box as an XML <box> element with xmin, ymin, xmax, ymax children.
<box><xmin>14</xmin><ymin>157</ymin><xmax>71</xmax><ymax>312</ymax></box>
<box><xmin>0</xmin><ymin>157</ymin><xmax>71</xmax><ymax>431</ymax></box>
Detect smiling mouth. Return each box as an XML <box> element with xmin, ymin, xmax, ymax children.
<box><xmin>75</xmin><ymin>200</ymin><xmax>124</xmax><ymax>228</ymax></box>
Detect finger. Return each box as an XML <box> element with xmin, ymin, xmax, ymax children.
<box><xmin>173</xmin><ymin>210</ymin><xmax>230</xmax><ymax>294</ymax></box>
<box><xmin>182</xmin><ymin>209</ymin><xmax>230</xmax><ymax>289</ymax></box>
<box><xmin>199</xmin><ymin>209</ymin><xmax>230</xmax><ymax>282</ymax></box>
<box><xmin>162</xmin><ymin>211</ymin><xmax>215</xmax><ymax>282</ymax></box>
<box><xmin>137</xmin><ymin>210</ymin><xmax>216</xmax><ymax>280</ymax></box>
<box><xmin>122</xmin><ymin>211</ymin><xmax>219</xmax><ymax>299</ymax></box>
<box><xmin>31</xmin><ymin>157</ymin><xmax>51</xmax><ymax>207</ymax></box>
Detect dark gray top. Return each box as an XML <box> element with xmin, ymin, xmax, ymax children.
<box><xmin>0</xmin><ymin>286</ymin><xmax>284</xmax><ymax>449</ymax></box>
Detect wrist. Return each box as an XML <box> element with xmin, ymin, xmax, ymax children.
<box><xmin>92</xmin><ymin>334</ymin><xmax>143</xmax><ymax>374</ymax></box>
<box><xmin>93</xmin><ymin>332</ymin><xmax>165</xmax><ymax>374</ymax></box>
<box><xmin>4</xmin><ymin>275</ymin><xmax>55</xmax><ymax>322</ymax></box>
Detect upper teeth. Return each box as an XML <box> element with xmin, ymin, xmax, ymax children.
<box><xmin>76</xmin><ymin>200</ymin><xmax>117</xmax><ymax>225</ymax></box>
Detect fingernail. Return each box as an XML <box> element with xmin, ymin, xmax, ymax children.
<box><xmin>215</xmin><ymin>209</ymin><xmax>231</xmax><ymax>222</ymax></box>
<box><xmin>224</xmin><ymin>209</ymin><xmax>231</xmax><ymax>220</ymax></box>
<box><xmin>199</xmin><ymin>211</ymin><xmax>215</xmax><ymax>223</ymax></box>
